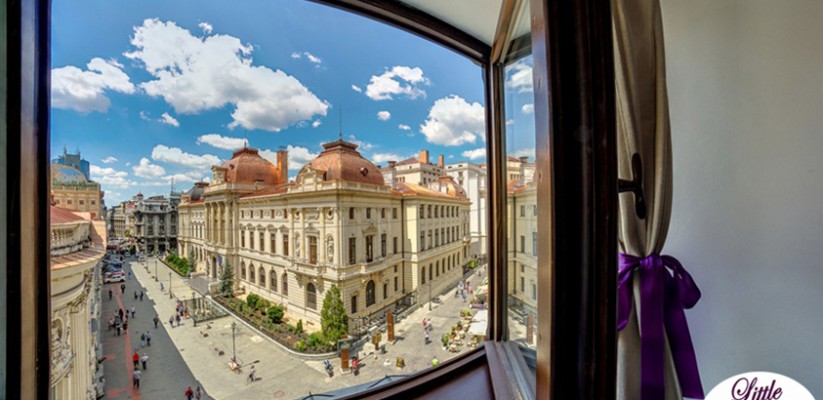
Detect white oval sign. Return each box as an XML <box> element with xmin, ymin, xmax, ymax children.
<box><xmin>706</xmin><ymin>371</ymin><xmax>815</xmax><ymax>400</ymax></box>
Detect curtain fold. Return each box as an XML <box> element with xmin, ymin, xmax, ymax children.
<box><xmin>612</xmin><ymin>0</ymin><xmax>681</xmax><ymax>398</ymax></box>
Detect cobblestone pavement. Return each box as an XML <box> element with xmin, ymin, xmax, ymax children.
<box><xmin>125</xmin><ymin>257</ymin><xmax>488</xmax><ymax>399</ymax></box>
<box><xmin>100</xmin><ymin>257</ymin><xmax>211</xmax><ymax>399</ymax></box>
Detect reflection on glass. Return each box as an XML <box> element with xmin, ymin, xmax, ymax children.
<box><xmin>503</xmin><ymin>0</ymin><xmax>538</xmax><ymax>354</ymax></box>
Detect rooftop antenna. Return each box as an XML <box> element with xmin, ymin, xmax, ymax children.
<box><xmin>244</xmin><ymin>128</ymin><xmax>248</xmax><ymax>148</ymax></box>
<box><xmin>170</xmin><ymin>177</ymin><xmax>175</xmax><ymax>194</ymax></box>
<box><xmin>339</xmin><ymin>106</ymin><xmax>343</xmax><ymax>141</ymax></box>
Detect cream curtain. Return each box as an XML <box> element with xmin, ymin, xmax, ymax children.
<box><xmin>612</xmin><ymin>0</ymin><xmax>682</xmax><ymax>399</ymax></box>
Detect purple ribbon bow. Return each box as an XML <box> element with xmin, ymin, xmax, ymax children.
<box><xmin>618</xmin><ymin>253</ymin><xmax>704</xmax><ymax>400</ymax></box>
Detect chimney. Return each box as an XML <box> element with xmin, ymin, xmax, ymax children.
<box><xmin>277</xmin><ymin>147</ymin><xmax>289</xmax><ymax>183</ymax></box>
<box><xmin>388</xmin><ymin>161</ymin><xmax>397</xmax><ymax>188</ymax></box>
<box><xmin>438</xmin><ymin>154</ymin><xmax>444</xmax><ymax>168</ymax></box>
<box><xmin>419</xmin><ymin>150</ymin><xmax>429</xmax><ymax>165</ymax></box>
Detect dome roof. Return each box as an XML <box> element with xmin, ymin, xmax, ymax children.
<box><xmin>218</xmin><ymin>147</ymin><xmax>283</xmax><ymax>186</ymax></box>
<box><xmin>299</xmin><ymin>139</ymin><xmax>384</xmax><ymax>186</ymax></box>
<box><xmin>185</xmin><ymin>182</ymin><xmax>208</xmax><ymax>201</ymax></box>
<box><xmin>52</xmin><ymin>164</ymin><xmax>88</xmax><ymax>184</ymax></box>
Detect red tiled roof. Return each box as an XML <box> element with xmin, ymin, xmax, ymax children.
<box><xmin>50</xmin><ymin>206</ymin><xmax>85</xmax><ymax>225</ymax></box>
<box><xmin>395</xmin><ymin>157</ymin><xmax>420</xmax><ymax>166</ymax></box>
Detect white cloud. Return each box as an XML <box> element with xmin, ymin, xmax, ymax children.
<box><xmin>371</xmin><ymin>153</ymin><xmax>406</xmax><ymax>164</ymax></box>
<box><xmin>90</xmin><ymin>165</ymin><xmax>135</xmax><ymax>189</ymax></box>
<box><xmin>365</xmin><ymin>66</ymin><xmax>429</xmax><ymax>101</ymax></box>
<box><xmin>139</xmin><ymin>111</ymin><xmax>151</xmax><ymax>121</ymax></box>
<box><xmin>398</xmin><ymin>124</ymin><xmax>411</xmax><ymax>131</ymax></box>
<box><xmin>347</xmin><ymin>135</ymin><xmax>373</xmax><ymax>151</ymax></box>
<box><xmin>304</xmin><ymin>52</ymin><xmax>321</xmax><ymax>64</ymax></box>
<box><xmin>125</xmin><ymin>162</ymin><xmax>131</xmax><ymax>166</ymax></box>
<box><xmin>291</xmin><ymin>52</ymin><xmax>302</xmax><ymax>59</ymax></box>
<box><xmin>132</xmin><ymin>157</ymin><xmax>166</xmax><ymax>178</ymax></box>
<box><xmin>521</xmin><ymin>103</ymin><xmax>534</xmax><ymax>114</ymax></box>
<box><xmin>151</xmin><ymin>144</ymin><xmax>221</xmax><ymax>170</ymax></box>
<box><xmin>101</xmin><ymin>156</ymin><xmax>118</xmax><ymax>164</ymax></box>
<box><xmin>506</xmin><ymin>60</ymin><xmax>533</xmax><ymax>93</ymax></box>
<box><xmin>260</xmin><ymin>145</ymin><xmax>318</xmax><ymax>170</ymax></box>
<box><xmin>377</xmin><ymin>111</ymin><xmax>391</xmax><ymax>121</ymax></box>
<box><xmin>505</xmin><ymin>119</ymin><xmax>514</xmax><ymax>126</ymax></box>
<box><xmin>124</xmin><ymin>19</ymin><xmax>328</xmax><ymax>132</ymax></box>
<box><xmin>461</xmin><ymin>148</ymin><xmax>486</xmax><ymax>160</ymax></box>
<box><xmin>51</xmin><ymin>57</ymin><xmax>135</xmax><ymax>113</ymax></box>
<box><xmin>196</xmin><ymin>133</ymin><xmax>246</xmax><ymax>150</ymax></box>
<box><xmin>198</xmin><ymin>22</ymin><xmax>213</xmax><ymax>35</ymax></box>
<box><xmin>351</xmin><ymin>85</ymin><xmax>362</xmax><ymax>93</ymax></box>
<box><xmin>159</xmin><ymin>112</ymin><xmax>180</xmax><ymax>127</ymax></box>
<box><xmin>312</xmin><ymin>120</ymin><xmax>322</xmax><ymax>128</ymax></box>
<box><xmin>163</xmin><ymin>170</ymin><xmax>205</xmax><ymax>183</ymax></box>
<box><xmin>420</xmin><ymin>95</ymin><xmax>485</xmax><ymax>146</ymax></box>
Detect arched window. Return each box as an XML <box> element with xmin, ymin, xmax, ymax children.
<box><xmin>249</xmin><ymin>263</ymin><xmax>256</xmax><ymax>283</ymax></box>
<box><xmin>429</xmin><ymin>264</ymin><xmax>433</xmax><ymax>281</ymax></box>
<box><xmin>282</xmin><ymin>273</ymin><xmax>288</xmax><ymax>296</ymax></box>
<box><xmin>307</xmin><ymin>283</ymin><xmax>317</xmax><ymax>310</ymax></box>
<box><xmin>421</xmin><ymin>266</ymin><xmax>426</xmax><ymax>284</ymax></box>
<box><xmin>240</xmin><ymin>261</ymin><xmax>246</xmax><ymax>280</ymax></box>
<box><xmin>366</xmin><ymin>280</ymin><xmax>376</xmax><ymax>307</ymax></box>
<box><xmin>270</xmin><ymin>269</ymin><xmax>277</xmax><ymax>292</ymax></box>
<box><xmin>259</xmin><ymin>267</ymin><xmax>265</xmax><ymax>287</ymax></box>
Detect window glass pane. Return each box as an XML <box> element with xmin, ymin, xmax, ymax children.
<box><xmin>503</xmin><ymin>0</ymin><xmax>538</xmax><ymax>362</ymax></box>
<box><xmin>51</xmin><ymin>0</ymin><xmax>489</xmax><ymax>396</ymax></box>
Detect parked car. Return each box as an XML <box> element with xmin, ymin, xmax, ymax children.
<box><xmin>103</xmin><ymin>270</ymin><xmax>126</xmax><ymax>283</ymax></box>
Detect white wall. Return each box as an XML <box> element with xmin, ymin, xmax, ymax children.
<box><xmin>661</xmin><ymin>0</ymin><xmax>823</xmax><ymax>395</ymax></box>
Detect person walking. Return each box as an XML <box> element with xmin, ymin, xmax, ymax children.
<box><xmin>131</xmin><ymin>305</ymin><xmax>136</xmax><ymax>319</ymax></box>
<box><xmin>120</xmin><ymin>282</ymin><xmax>126</xmax><ymax>294</ymax></box>
<box><xmin>133</xmin><ymin>290</ymin><xmax>138</xmax><ymax>300</ymax></box>
<box><xmin>195</xmin><ymin>386</ymin><xmax>202</xmax><ymax>400</ymax></box>
<box><xmin>132</xmin><ymin>351</ymin><xmax>139</xmax><ymax>369</ymax></box>
<box><xmin>115</xmin><ymin>321</ymin><xmax>121</xmax><ymax>336</ymax></box>
<box><xmin>169</xmin><ymin>315</ymin><xmax>175</xmax><ymax>328</ymax></box>
<box><xmin>247</xmin><ymin>365</ymin><xmax>256</xmax><ymax>383</ymax></box>
<box><xmin>118</xmin><ymin>308</ymin><xmax>124</xmax><ymax>320</ymax></box>
<box><xmin>140</xmin><ymin>353</ymin><xmax>149</xmax><ymax>370</ymax></box>
<box><xmin>140</xmin><ymin>332</ymin><xmax>146</xmax><ymax>348</ymax></box>
<box><xmin>146</xmin><ymin>331</ymin><xmax>152</xmax><ymax>346</ymax></box>
<box><xmin>139</xmin><ymin>290</ymin><xmax>144</xmax><ymax>301</ymax></box>
<box><xmin>160</xmin><ymin>282</ymin><xmax>164</xmax><ymax>292</ymax></box>
<box><xmin>108</xmin><ymin>289</ymin><xmax>113</xmax><ymax>301</ymax></box>
<box><xmin>132</xmin><ymin>368</ymin><xmax>141</xmax><ymax>389</ymax></box>
<box><xmin>185</xmin><ymin>386</ymin><xmax>194</xmax><ymax>400</ymax></box>
<box><xmin>153</xmin><ymin>314</ymin><xmax>159</xmax><ymax>329</ymax></box>
<box><xmin>123</xmin><ymin>320</ymin><xmax>128</xmax><ymax>332</ymax></box>
<box><xmin>175</xmin><ymin>314</ymin><xmax>181</xmax><ymax>327</ymax></box>
<box><xmin>424</xmin><ymin>329</ymin><xmax>430</xmax><ymax>345</ymax></box>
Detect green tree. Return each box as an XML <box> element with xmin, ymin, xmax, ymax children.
<box><xmin>219</xmin><ymin>260</ymin><xmax>234</xmax><ymax>296</ymax></box>
<box><xmin>320</xmin><ymin>284</ymin><xmax>348</xmax><ymax>342</ymax></box>
<box><xmin>267</xmin><ymin>305</ymin><xmax>284</xmax><ymax>324</ymax></box>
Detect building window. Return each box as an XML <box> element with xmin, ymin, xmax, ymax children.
<box><xmin>282</xmin><ymin>273</ymin><xmax>288</xmax><ymax>296</ymax></box>
<box><xmin>259</xmin><ymin>231</ymin><xmax>264</xmax><ymax>252</ymax></box>
<box><xmin>381</xmin><ymin>208</ymin><xmax>385</xmax><ymax>219</ymax></box>
<box><xmin>435</xmin><ymin>230</ymin><xmax>439</xmax><ymax>247</ymax></box>
<box><xmin>419</xmin><ymin>232</ymin><xmax>425</xmax><ymax>251</ymax></box>
<box><xmin>349</xmin><ymin>237</ymin><xmax>356</xmax><ymax>265</ymax></box>
<box><xmin>241</xmin><ymin>262</ymin><xmax>246</xmax><ymax>280</ymax></box>
<box><xmin>434</xmin><ymin>206</ymin><xmax>438</xmax><ymax>218</ymax></box>
<box><xmin>283</xmin><ymin>234</ymin><xmax>289</xmax><ymax>257</ymax></box>
<box><xmin>521</xmin><ymin>276</ymin><xmax>525</xmax><ymax>293</ymax></box>
<box><xmin>366</xmin><ymin>208</ymin><xmax>371</xmax><ymax>219</ymax></box>
<box><xmin>419</xmin><ymin>205</ymin><xmax>425</xmax><ymax>219</ymax></box>
<box><xmin>240</xmin><ymin>230</ymin><xmax>245</xmax><ymax>248</ymax></box>
<box><xmin>91</xmin><ymin>200</ymin><xmax>96</xmax><ymax>205</ymax></box>
<box><xmin>383</xmin><ymin>282</ymin><xmax>388</xmax><ymax>299</ymax></box>
<box><xmin>436</xmin><ymin>261</ymin><xmax>440</xmax><ymax>277</ymax></box>
<box><xmin>249</xmin><ymin>263</ymin><xmax>256</xmax><ymax>283</ymax></box>
<box><xmin>259</xmin><ymin>267</ymin><xmax>265</xmax><ymax>287</ymax></box>
<box><xmin>393</xmin><ymin>237</ymin><xmax>398</xmax><ymax>254</ymax></box>
<box><xmin>532</xmin><ymin>283</ymin><xmax>537</xmax><ymax>301</ymax></box>
<box><xmin>394</xmin><ymin>276</ymin><xmax>398</xmax><ymax>292</ymax></box>
<box><xmin>533</xmin><ymin>232</ymin><xmax>537</xmax><ymax>256</ymax></box>
<box><xmin>79</xmin><ymin>200</ymin><xmax>85</xmax><ymax>205</ymax></box>
<box><xmin>270</xmin><ymin>271</ymin><xmax>277</xmax><ymax>292</ymax></box>
<box><xmin>349</xmin><ymin>207</ymin><xmax>355</xmax><ymax>219</ymax></box>
<box><xmin>392</xmin><ymin>208</ymin><xmax>398</xmax><ymax>219</ymax></box>
<box><xmin>366</xmin><ymin>280</ymin><xmax>376</xmax><ymax>307</ymax></box>
<box><xmin>309</xmin><ymin>236</ymin><xmax>317</xmax><ymax>264</ymax></box>
<box><xmin>270</xmin><ymin>232</ymin><xmax>276</xmax><ymax>255</ymax></box>
<box><xmin>428</xmin><ymin>231</ymin><xmax>432</xmax><ymax>249</ymax></box>
<box><xmin>521</xmin><ymin>235</ymin><xmax>526</xmax><ymax>253</ymax></box>
<box><xmin>307</xmin><ymin>283</ymin><xmax>317</xmax><ymax>310</ymax></box>
<box><xmin>381</xmin><ymin>234</ymin><xmax>387</xmax><ymax>257</ymax></box>
<box><xmin>521</xmin><ymin>205</ymin><xmax>525</xmax><ymax>216</ymax></box>
<box><xmin>533</xmin><ymin>205</ymin><xmax>538</xmax><ymax>216</ymax></box>
<box><xmin>351</xmin><ymin>295</ymin><xmax>358</xmax><ymax>314</ymax></box>
<box><xmin>428</xmin><ymin>205</ymin><xmax>432</xmax><ymax>218</ymax></box>
<box><xmin>420</xmin><ymin>266</ymin><xmax>426</xmax><ymax>284</ymax></box>
<box><xmin>366</xmin><ymin>236</ymin><xmax>374</xmax><ymax>262</ymax></box>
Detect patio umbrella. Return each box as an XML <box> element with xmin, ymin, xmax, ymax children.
<box><xmin>613</xmin><ymin>0</ymin><xmax>703</xmax><ymax>399</ymax></box>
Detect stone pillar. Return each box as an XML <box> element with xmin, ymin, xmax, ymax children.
<box><xmin>527</xmin><ymin>312</ymin><xmax>534</xmax><ymax>345</ymax></box>
<box><xmin>341</xmin><ymin>348</ymin><xmax>350</xmax><ymax>371</ymax></box>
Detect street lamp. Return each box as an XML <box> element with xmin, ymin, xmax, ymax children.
<box><xmin>154</xmin><ymin>259</ymin><xmax>158</xmax><ymax>282</ymax></box>
<box><xmin>428</xmin><ymin>280</ymin><xmax>432</xmax><ymax>311</ymax></box>
<box><xmin>231</xmin><ymin>321</ymin><xmax>237</xmax><ymax>363</ymax></box>
<box><xmin>169</xmin><ymin>272</ymin><xmax>173</xmax><ymax>299</ymax></box>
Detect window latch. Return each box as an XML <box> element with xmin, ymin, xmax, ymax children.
<box><xmin>618</xmin><ymin>153</ymin><xmax>647</xmax><ymax>219</ymax></box>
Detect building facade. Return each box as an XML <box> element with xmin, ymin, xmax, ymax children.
<box><xmin>178</xmin><ymin>141</ymin><xmax>470</xmax><ymax>329</ymax></box>
<box><xmin>506</xmin><ymin>158</ymin><xmax>538</xmax><ymax>315</ymax></box>
<box><xmin>444</xmin><ymin>161</ymin><xmax>488</xmax><ymax>259</ymax></box>
<box><xmin>131</xmin><ymin>193</ymin><xmax>180</xmax><ymax>253</ymax></box>
<box><xmin>51</xmin><ymin>162</ymin><xmax>104</xmax><ymax>219</ymax></box>
<box><xmin>50</xmin><ymin>207</ymin><xmax>106</xmax><ymax>399</ymax></box>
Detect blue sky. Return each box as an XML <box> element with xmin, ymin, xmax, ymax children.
<box><xmin>51</xmin><ymin>0</ymin><xmax>535</xmax><ymax>205</ymax></box>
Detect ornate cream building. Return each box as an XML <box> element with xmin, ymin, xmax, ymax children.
<box><xmin>50</xmin><ymin>206</ymin><xmax>106</xmax><ymax>399</ymax></box>
<box><xmin>178</xmin><ymin>140</ymin><xmax>470</xmax><ymax>329</ymax></box>
<box><xmin>506</xmin><ymin>156</ymin><xmax>538</xmax><ymax>314</ymax></box>
<box><xmin>51</xmin><ymin>163</ymin><xmax>104</xmax><ymax>219</ymax></box>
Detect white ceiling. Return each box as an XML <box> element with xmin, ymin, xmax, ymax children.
<box><xmin>399</xmin><ymin>0</ymin><xmax>504</xmax><ymax>45</ymax></box>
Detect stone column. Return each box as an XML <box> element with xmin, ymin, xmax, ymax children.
<box><xmin>387</xmin><ymin>311</ymin><xmax>395</xmax><ymax>342</ymax></box>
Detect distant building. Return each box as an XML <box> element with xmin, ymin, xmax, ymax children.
<box><xmin>52</xmin><ymin>147</ymin><xmax>91</xmax><ymax>181</ymax></box>
<box><xmin>130</xmin><ymin>192</ymin><xmax>180</xmax><ymax>253</ymax></box>
<box><xmin>51</xmin><ymin>158</ymin><xmax>104</xmax><ymax>219</ymax></box>
<box><xmin>444</xmin><ymin>161</ymin><xmax>487</xmax><ymax>259</ymax></box>
<box><xmin>49</xmin><ymin>205</ymin><xmax>106</xmax><ymax>399</ymax></box>
<box><xmin>178</xmin><ymin>141</ymin><xmax>471</xmax><ymax>329</ymax></box>
<box><xmin>506</xmin><ymin>157</ymin><xmax>537</xmax><ymax>315</ymax></box>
